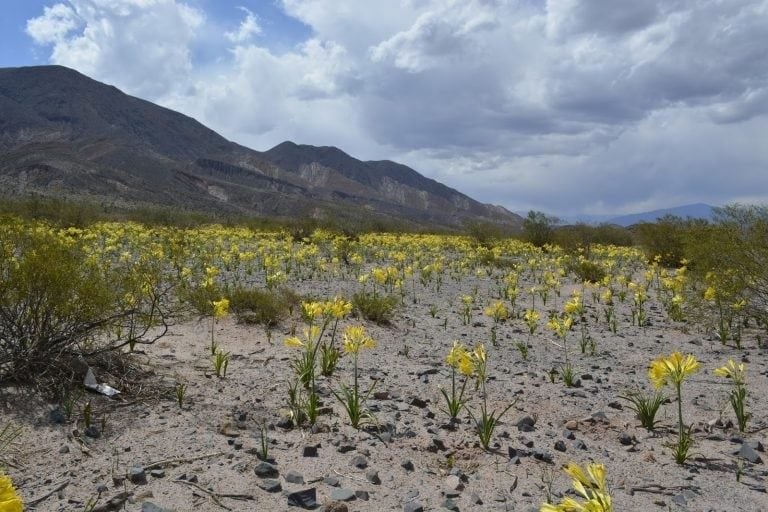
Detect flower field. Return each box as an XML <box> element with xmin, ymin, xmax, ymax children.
<box><xmin>1</xmin><ymin>217</ymin><xmax>767</xmax><ymax>511</ymax></box>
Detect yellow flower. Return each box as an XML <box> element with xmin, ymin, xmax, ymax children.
<box><xmin>704</xmin><ymin>286</ymin><xmax>717</xmax><ymax>301</ymax></box>
<box><xmin>342</xmin><ymin>325</ymin><xmax>376</xmax><ymax>354</ymax></box>
<box><xmin>564</xmin><ymin>295</ymin><xmax>582</xmax><ymax>315</ymax></box>
<box><xmin>484</xmin><ymin>301</ymin><xmax>509</xmax><ymax>322</ymax></box>
<box><xmin>0</xmin><ymin>474</ymin><xmax>23</xmax><ymax>512</ymax></box>
<box><xmin>540</xmin><ymin>463</ymin><xmax>612</xmax><ymax>512</ymax></box>
<box><xmin>284</xmin><ymin>336</ymin><xmax>305</xmax><ymax>348</ymax></box>
<box><xmin>212</xmin><ymin>298</ymin><xmax>229</xmax><ymax>319</ymax></box>
<box><xmin>446</xmin><ymin>341</ymin><xmax>474</xmax><ymax>377</ymax></box>
<box><xmin>302</xmin><ymin>301</ymin><xmax>324</xmax><ymax>322</ymax></box>
<box><xmin>648</xmin><ymin>352</ymin><xmax>700</xmax><ymax>389</ymax></box>
<box><xmin>714</xmin><ymin>358</ymin><xmax>746</xmax><ymax>386</ymax></box>
<box><xmin>324</xmin><ymin>297</ymin><xmax>353</xmax><ymax>320</ymax></box>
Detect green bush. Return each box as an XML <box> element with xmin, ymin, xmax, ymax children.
<box><xmin>567</xmin><ymin>258</ymin><xmax>607</xmax><ymax>284</ymax></box>
<box><xmin>352</xmin><ymin>292</ymin><xmax>398</xmax><ymax>324</ymax></box>
<box><xmin>0</xmin><ymin>220</ymin><xmax>172</xmax><ymax>385</ymax></box>
<box><xmin>229</xmin><ymin>286</ymin><xmax>300</xmax><ymax>326</ymax></box>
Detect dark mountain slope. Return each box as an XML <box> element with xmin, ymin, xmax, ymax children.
<box><xmin>0</xmin><ymin>65</ymin><xmax>521</xmax><ymax>229</ymax></box>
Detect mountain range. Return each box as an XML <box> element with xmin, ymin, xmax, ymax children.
<box><xmin>0</xmin><ymin>65</ymin><xmax>521</xmax><ymax>230</ymax></box>
<box><xmin>560</xmin><ymin>203</ymin><xmax>716</xmax><ymax>227</ymax></box>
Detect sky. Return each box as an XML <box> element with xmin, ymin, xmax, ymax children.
<box><xmin>3</xmin><ymin>0</ymin><xmax>768</xmax><ymax>217</ymax></box>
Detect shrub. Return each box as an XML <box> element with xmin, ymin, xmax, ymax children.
<box><xmin>0</xmin><ymin>220</ymin><xmax>173</xmax><ymax>385</ymax></box>
<box><xmin>229</xmin><ymin>286</ymin><xmax>300</xmax><ymax>326</ymax></box>
<box><xmin>352</xmin><ymin>292</ymin><xmax>398</xmax><ymax>324</ymax></box>
<box><xmin>567</xmin><ymin>258</ymin><xmax>607</xmax><ymax>284</ymax></box>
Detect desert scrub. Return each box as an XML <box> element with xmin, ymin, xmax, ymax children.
<box><xmin>352</xmin><ymin>291</ymin><xmax>398</xmax><ymax>324</ymax></box>
<box><xmin>228</xmin><ymin>286</ymin><xmax>298</xmax><ymax>326</ymax></box>
<box><xmin>540</xmin><ymin>462</ymin><xmax>612</xmax><ymax>512</ymax></box>
<box><xmin>649</xmin><ymin>352</ymin><xmax>700</xmax><ymax>464</ymax></box>
<box><xmin>0</xmin><ymin>220</ymin><xmax>173</xmax><ymax>385</ymax></box>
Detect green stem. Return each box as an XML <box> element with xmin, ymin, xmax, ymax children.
<box><xmin>676</xmin><ymin>381</ymin><xmax>683</xmax><ymax>443</ymax></box>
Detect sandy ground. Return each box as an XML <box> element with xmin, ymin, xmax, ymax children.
<box><xmin>3</xmin><ymin>270</ymin><xmax>768</xmax><ymax>512</ymax></box>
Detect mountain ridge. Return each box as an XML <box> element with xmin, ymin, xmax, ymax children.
<box><xmin>0</xmin><ymin>65</ymin><xmax>521</xmax><ymax>230</ymax></box>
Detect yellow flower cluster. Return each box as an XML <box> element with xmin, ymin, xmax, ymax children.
<box><xmin>540</xmin><ymin>462</ymin><xmax>612</xmax><ymax>512</ymax></box>
<box><xmin>649</xmin><ymin>352</ymin><xmax>700</xmax><ymax>389</ymax></box>
<box><xmin>342</xmin><ymin>325</ymin><xmax>376</xmax><ymax>354</ymax></box>
<box><xmin>714</xmin><ymin>358</ymin><xmax>746</xmax><ymax>386</ymax></box>
<box><xmin>484</xmin><ymin>301</ymin><xmax>509</xmax><ymax>323</ymax></box>
<box><xmin>446</xmin><ymin>341</ymin><xmax>476</xmax><ymax>377</ymax></box>
<box><xmin>0</xmin><ymin>474</ymin><xmax>23</xmax><ymax>512</ymax></box>
<box><xmin>212</xmin><ymin>298</ymin><xmax>230</xmax><ymax>319</ymax></box>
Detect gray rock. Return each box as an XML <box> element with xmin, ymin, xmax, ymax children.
<box><xmin>141</xmin><ymin>503</ymin><xmax>175</xmax><ymax>512</ymax></box>
<box><xmin>470</xmin><ymin>492</ymin><xmax>483</xmax><ymax>505</ymax></box>
<box><xmin>285</xmin><ymin>470</ymin><xmax>305</xmax><ymax>484</ymax></box>
<box><xmin>349</xmin><ymin>455</ymin><xmax>368</xmax><ymax>469</ymax></box>
<box><xmin>330</xmin><ymin>488</ymin><xmax>356</xmax><ymax>501</ymax></box>
<box><xmin>365</xmin><ymin>469</ymin><xmax>381</xmax><ymax>484</ymax></box>
<box><xmin>128</xmin><ymin>466</ymin><xmax>147</xmax><ymax>485</ymax></box>
<box><xmin>404</xmin><ymin>502</ymin><xmax>424</xmax><ymax>512</ymax></box>
<box><xmin>355</xmin><ymin>490</ymin><xmax>370</xmax><ymax>501</ymax></box>
<box><xmin>303</xmin><ymin>445</ymin><xmax>319</xmax><ymax>457</ymax></box>
<box><xmin>84</xmin><ymin>426</ymin><xmax>101</xmax><ymax>439</ymax></box>
<box><xmin>401</xmin><ymin>459</ymin><xmax>415</xmax><ymax>471</ymax></box>
<box><xmin>324</xmin><ymin>502</ymin><xmax>349</xmax><ymax>512</ymax></box>
<box><xmin>324</xmin><ymin>476</ymin><xmax>340</xmax><ymax>487</ymax></box>
<box><xmin>738</xmin><ymin>443</ymin><xmax>763</xmax><ymax>464</ymax></box>
<box><xmin>257</xmin><ymin>479</ymin><xmax>282</xmax><ymax>493</ymax></box>
<box><xmin>517</xmin><ymin>416</ymin><xmax>536</xmax><ymax>432</ymax></box>
<box><xmin>618</xmin><ymin>432</ymin><xmax>634</xmax><ymax>446</ymax></box>
<box><xmin>442</xmin><ymin>498</ymin><xmax>460</xmax><ymax>510</ymax></box>
<box><xmin>255</xmin><ymin>461</ymin><xmax>280</xmax><ymax>478</ymax></box>
<box><xmin>150</xmin><ymin>469</ymin><xmax>165</xmax><ymax>478</ymax></box>
<box><xmin>59</xmin><ymin>445</ymin><xmax>70</xmax><ymax>454</ymax></box>
<box><xmin>286</xmin><ymin>487</ymin><xmax>318</xmax><ymax>509</ymax></box>
<box><xmin>49</xmin><ymin>407</ymin><xmax>66</xmax><ymax>424</ymax></box>
<box><xmin>532</xmin><ymin>449</ymin><xmax>553</xmax><ymax>463</ymax></box>
<box><xmin>554</xmin><ymin>440</ymin><xmax>567</xmax><ymax>452</ymax></box>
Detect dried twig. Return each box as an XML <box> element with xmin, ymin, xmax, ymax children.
<box><xmin>144</xmin><ymin>451</ymin><xmax>225</xmax><ymax>471</ymax></box>
<box><xmin>25</xmin><ymin>480</ymin><xmax>71</xmax><ymax>507</ymax></box>
<box><xmin>174</xmin><ymin>479</ymin><xmax>235</xmax><ymax>510</ymax></box>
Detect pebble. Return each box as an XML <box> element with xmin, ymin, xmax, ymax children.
<box><xmin>285</xmin><ymin>470</ymin><xmax>305</xmax><ymax>484</ymax></box>
<box><xmin>257</xmin><ymin>479</ymin><xmax>281</xmax><ymax>493</ymax></box>
<box><xmin>324</xmin><ymin>502</ymin><xmax>349</xmax><ymax>512</ymax></box>
<box><xmin>365</xmin><ymin>469</ymin><xmax>381</xmax><ymax>484</ymax></box>
<box><xmin>404</xmin><ymin>502</ymin><xmax>424</xmax><ymax>512</ymax></box>
<box><xmin>441</xmin><ymin>498</ymin><xmax>460</xmax><ymax>511</ymax></box>
<box><xmin>330</xmin><ymin>488</ymin><xmax>356</xmax><ymax>501</ymax></box>
<box><xmin>286</xmin><ymin>488</ymin><xmax>318</xmax><ymax>509</ymax></box>
<box><xmin>349</xmin><ymin>454</ymin><xmax>368</xmax><ymax>469</ymax></box>
<box><xmin>128</xmin><ymin>466</ymin><xmax>147</xmax><ymax>485</ymax></box>
<box><xmin>517</xmin><ymin>416</ymin><xmax>536</xmax><ymax>432</ymax></box>
<box><xmin>554</xmin><ymin>440</ymin><xmax>567</xmax><ymax>452</ymax></box>
<box><xmin>254</xmin><ymin>461</ymin><xmax>279</xmax><ymax>478</ymax></box>
<box><xmin>303</xmin><ymin>445</ymin><xmax>319</xmax><ymax>457</ymax></box>
<box><xmin>355</xmin><ymin>490</ymin><xmax>370</xmax><ymax>501</ymax></box>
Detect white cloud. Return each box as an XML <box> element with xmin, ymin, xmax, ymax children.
<box><xmin>224</xmin><ymin>7</ymin><xmax>261</xmax><ymax>43</ymax></box>
<box><xmin>26</xmin><ymin>0</ymin><xmax>203</xmax><ymax>98</ymax></box>
<box><xmin>23</xmin><ymin>0</ymin><xmax>768</xmax><ymax>215</ymax></box>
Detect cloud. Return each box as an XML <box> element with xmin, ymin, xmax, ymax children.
<box><xmin>23</xmin><ymin>0</ymin><xmax>768</xmax><ymax>215</ymax></box>
<box><xmin>27</xmin><ymin>0</ymin><xmax>204</xmax><ymax>98</ymax></box>
<box><xmin>224</xmin><ymin>6</ymin><xmax>261</xmax><ymax>44</ymax></box>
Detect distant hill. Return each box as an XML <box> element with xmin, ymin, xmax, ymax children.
<box><xmin>0</xmin><ymin>65</ymin><xmax>521</xmax><ymax>230</ymax></box>
<box><xmin>606</xmin><ymin>203</ymin><xmax>716</xmax><ymax>227</ymax></box>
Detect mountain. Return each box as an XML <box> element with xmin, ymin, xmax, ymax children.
<box><xmin>606</xmin><ymin>203</ymin><xmax>716</xmax><ymax>227</ymax></box>
<box><xmin>0</xmin><ymin>65</ymin><xmax>521</xmax><ymax>230</ymax></box>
